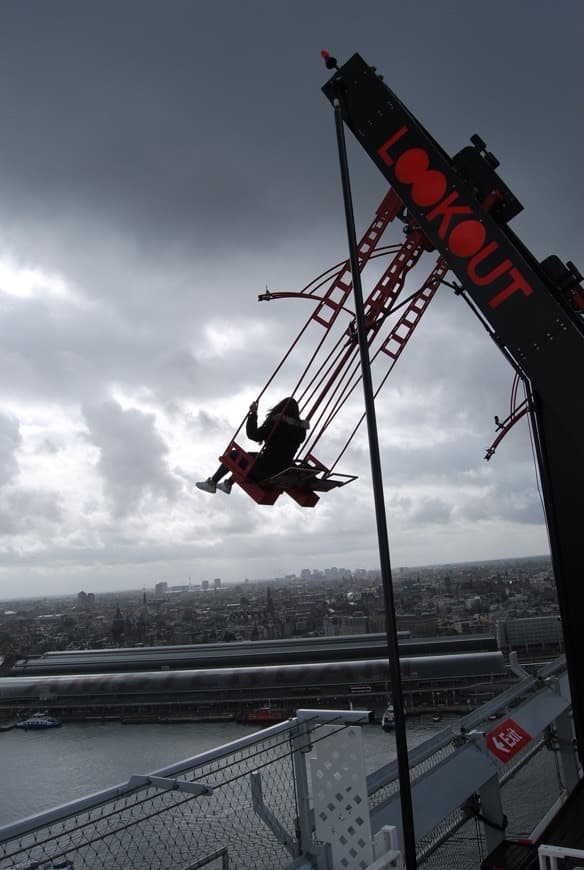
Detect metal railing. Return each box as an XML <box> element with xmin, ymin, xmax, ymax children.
<box><xmin>0</xmin><ymin>658</ymin><xmax>578</xmax><ymax>870</ymax></box>
<box><xmin>0</xmin><ymin>710</ymin><xmax>374</xmax><ymax>870</ymax></box>
<box><xmin>184</xmin><ymin>846</ymin><xmax>229</xmax><ymax>869</ymax></box>
<box><xmin>538</xmin><ymin>843</ymin><xmax>584</xmax><ymax>869</ymax></box>
<box><xmin>0</xmin><ymin>715</ymin><xmax>305</xmax><ymax>869</ymax></box>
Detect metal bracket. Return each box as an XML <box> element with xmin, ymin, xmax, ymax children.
<box><xmin>509</xmin><ymin>651</ymin><xmax>531</xmax><ymax>680</ymax></box>
<box><xmin>251</xmin><ymin>771</ymin><xmax>298</xmax><ymax>857</ymax></box>
<box><xmin>128</xmin><ymin>775</ymin><xmax>212</xmax><ymax>796</ymax></box>
<box><xmin>546</xmin><ymin>675</ymin><xmax>562</xmax><ymax>696</ymax></box>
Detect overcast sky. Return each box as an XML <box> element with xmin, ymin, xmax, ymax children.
<box><xmin>0</xmin><ymin>2</ymin><xmax>581</xmax><ymax>600</ymax></box>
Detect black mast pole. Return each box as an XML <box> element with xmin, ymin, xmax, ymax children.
<box><xmin>326</xmin><ymin>62</ymin><xmax>417</xmax><ymax>868</ymax></box>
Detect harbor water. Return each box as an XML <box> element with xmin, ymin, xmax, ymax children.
<box><xmin>0</xmin><ymin>714</ymin><xmax>453</xmax><ymax>828</ymax></box>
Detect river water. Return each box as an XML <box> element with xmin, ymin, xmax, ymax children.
<box><xmin>0</xmin><ymin>713</ymin><xmax>453</xmax><ymax>828</ymax></box>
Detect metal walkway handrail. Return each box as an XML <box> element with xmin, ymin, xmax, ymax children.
<box><xmin>538</xmin><ymin>842</ymin><xmax>584</xmax><ymax>869</ymax></box>
<box><xmin>368</xmin><ymin>656</ymin><xmax>566</xmax><ymax>796</ymax></box>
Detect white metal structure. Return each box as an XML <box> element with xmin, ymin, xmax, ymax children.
<box><xmin>538</xmin><ymin>843</ymin><xmax>584</xmax><ymax>869</ymax></box>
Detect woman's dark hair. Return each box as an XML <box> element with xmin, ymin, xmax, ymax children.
<box><xmin>268</xmin><ymin>397</ymin><xmax>300</xmax><ymax>419</ymax></box>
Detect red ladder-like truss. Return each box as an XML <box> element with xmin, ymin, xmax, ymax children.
<box><xmin>218</xmin><ymin>189</ymin><xmax>454</xmax><ymax>507</ymax></box>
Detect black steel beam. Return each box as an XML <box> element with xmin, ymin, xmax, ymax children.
<box><xmin>322</xmin><ymin>52</ymin><xmax>584</xmax><ymax>761</ymax></box>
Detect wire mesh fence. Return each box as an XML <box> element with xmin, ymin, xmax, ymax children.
<box><xmin>0</xmin><ymin>675</ymin><xmax>572</xmax><ymax>870</ymax></box>
<box><xmin>414</xmin><ymin>736</ymin><xmax>565</xmax><ymax>869</ymax></box>
<box><xmin>418</xmin><ymin>813</ymin><xmax>489</xmax><ymax>870</ymax></box>
<box><xmin>0</xmin><ymin>722</ymin><xmax>302</xmax><ymax>870</ymax></box>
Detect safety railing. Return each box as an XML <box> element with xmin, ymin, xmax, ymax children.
<box><xmin>538</xmin><ymin>843</ymin><xmax>584</xmax><ymax>869</ymax></box>
<box><xmin>0</xmin><ymin>657</ymin><xmax>579</xmax><ymax>870</ymax></box>
<box><xmin>0</xmin><ymin>709</ymin><xmax>373</xmax><ymax>870</ymax></box>
<box><xmin>365</xmin><ymin>657</ymin><xmax>575</xmax><ymax>869</ymax></box>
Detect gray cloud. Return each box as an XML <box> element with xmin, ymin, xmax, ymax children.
<box><xmin>410</xmin><ymin>498</ymin><xmax>453</xmax><ymax>525</ymax></box>
<box><xmin>0</xmin><ymin>488</ymin><xmax>63</xmax><ymax>537</ymax></box>
<box><xmin>82</xmin><ymin>400</ymin><xmax>181</xmax><ymax>516</ymax></box>
<box><xmin>0</xmin><ymin>413</ymin><xmax>21</xmax><ymax>487</ymax></box>
<box><xmin>0</xmin><ymin>1</ymin><xmax>580</xmax><ymax>596</ymax></box>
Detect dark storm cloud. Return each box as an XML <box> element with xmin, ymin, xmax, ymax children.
<box><xmin>0</xmin><ymin>1</ymin><xmax>581</xmax><ymax>264</ymax></box>
<box><xmin>0</xmin><ymin>1</ymin><xmax>580</xmax><ymax>595</ymax></box>
<box><xmin>82</xmin><ymin>399</ymin><xmax>180</xmax><ymax>516</ymax></box>
<box><xmin>0</xmin><ymin>3</ymin><xmax>336</xmax><ymax>251</ymax></box>
<box><xmin>0</xmin><ymin>2</ymin><xmax>580</xmax><ymax>414</ymax></box>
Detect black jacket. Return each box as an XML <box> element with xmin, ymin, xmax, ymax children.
<box><xmin>246</xmin><ymin>410</ymin><xmax>308</xmax><ymax>481</ymax></box>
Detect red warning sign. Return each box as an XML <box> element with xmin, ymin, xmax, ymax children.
<box><xmin>486</xmin><ymin>718</ymin><xmax>532</xmax><ymax>762</ymax></box>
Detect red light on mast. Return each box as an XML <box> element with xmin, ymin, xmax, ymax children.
<box><xmin>321</xmin><ymin>50</ymin><xmax>339</xmax><ymax>70</ymax></box>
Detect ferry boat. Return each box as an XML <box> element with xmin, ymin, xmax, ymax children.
<box><xmin>16</xmin><ymin>711</ymin><xmax>62</xmax><ymax>730</ymax></box>
<box><xmin>245</xmin><ymin>705</ymin><xmax>289</xmax><ymax>725</ymax></box>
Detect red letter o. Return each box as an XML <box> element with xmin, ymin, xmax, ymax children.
<box><xmin>395</xmin><ymin>148</ymin><xmax>447</xmax><ymax>207</ymax></box>
<box><xmin>448</xmin><ymin>220</ymin><xmax>486</xmax><ymax>258</ymax></box>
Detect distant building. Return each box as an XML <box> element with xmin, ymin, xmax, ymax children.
<box><xmin>367</xmin><ymin>611</ymin><xmax>386</xmax><ymax>633</ymax></box>
<box><xmin>323</xmin><ymin>613</ymin><xmax>368</xmax><ymax>636</ymax></box>
<box><xmin>155</xmin><ymin>581</ymin><xmax>168</xmax><ymax>595</ymax></box>
<box><xmin>202</xmin><ymin>580</ymin><xmax>209</xmax><ymax>591</ymax></box>
<box><xmin>396</xmin><ymin>613</ymin><xmax>438</xmax><ymax>637</ymax></box>
<box><xmin>497</xmin><ymin>616</ymin><xmax>563</xmax><ymax>649</ymax></box>
<box><xmin>213</xmin><ymin>578</ymin><xmax>221</xmax><ymax>589</ymax></box>
<box><xmin>76</xmin><ymin>591</ymin><xmax>95</xmax><ymax>609</ymax></box>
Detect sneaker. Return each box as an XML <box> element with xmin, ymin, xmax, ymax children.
<box><xmin>196</xmin><ymin>479</ymin><xmax>217</xmax><ymax>494</ymax></box>
<box><xmin>217</xmin><ymin>480</ymin><xmax>233</xmax><ymax>495</ymax></box>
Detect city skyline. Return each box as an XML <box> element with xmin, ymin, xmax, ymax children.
<box><xmin>0</xmin><ymin>4</ymin><xmax>581</xmax><ymax>598</ymax></box>
<box><xmin>0</xmin><ymin>552</ymin><xmax>551</xmax><ymax>605</ymax></box>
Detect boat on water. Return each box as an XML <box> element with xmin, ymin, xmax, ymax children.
<box><xmin>381</xmin><ymin>704</ymin><xmax>395</xmax><ymax>732</ymax></box>
<box><xmin>245</xmin><ymin>705</ymin><xmax>289</xmax><ymax>725</ymax></box>
<box><xmin>16</xmin><ymin>711</ymin><xmax>62</xmax><ymax>730</ymax></box>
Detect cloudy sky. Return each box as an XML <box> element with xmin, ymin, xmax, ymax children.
<box><xmin>0</xmin><ymin>2</ymin><xmax>581</xmax><ymax>599</ymax></box>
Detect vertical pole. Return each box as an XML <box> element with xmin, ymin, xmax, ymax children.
<box><xmin>291</xmin><ymin>721</ymin><xmax>314</xmax><ymax>854</ymax></box>
<box><xmin>331</xmin><ymin>95</ymin><xmax>417</xmax><ymax>869</ymax></box>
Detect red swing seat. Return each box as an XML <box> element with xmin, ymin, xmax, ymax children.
<box><xmin>219</xmin><ymin>442</ymin><xmax>356</xmax><ymax>508</ymax></box>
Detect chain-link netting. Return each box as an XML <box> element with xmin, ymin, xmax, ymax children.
<box><xmin>418</xmin><ymin>813</ymin><xmax>488</xmax><ymax>870</ymax></box>
<box><xmin>415</xmin><ymin>736</ymin><xmax>565</xmax><ymax>869</ymax></box>
<box><xmin>501</xmin><ymin>735</ymin><xmax>564</xmax><ymax>839</ymax></box>
<box><xmin>369</xmin><ymin>733</ymin><xmax>459</xmax><ymax>814</ymax></box>
<box><xmin>0</xmin><ymin>693</ymin><xmax>571</xmax><ymax>870</ymax></box>
<box><xmin>0</xmin><ymin>723</ymin><xmax>303</xmax><ymax>870</ymax></box>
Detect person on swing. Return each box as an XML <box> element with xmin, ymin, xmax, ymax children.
<box><xmin>196</xmin><ymin>397</ymin><xmax>309</xmax><ymax>495</ymax></box>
